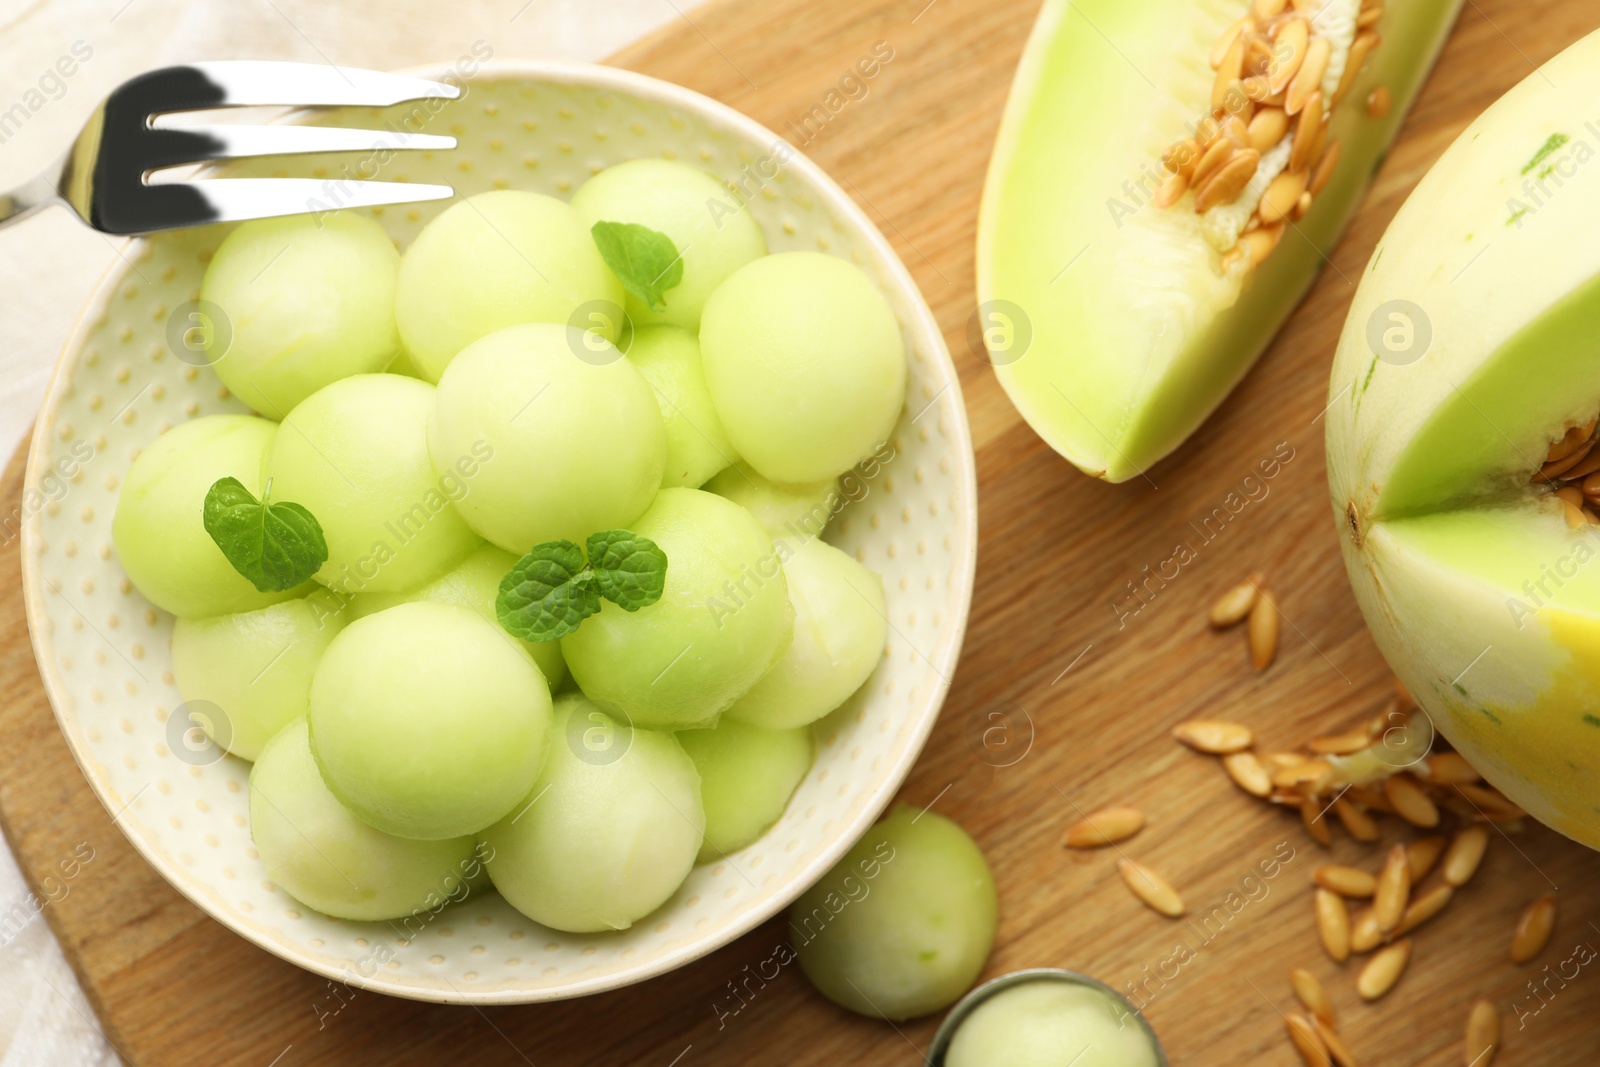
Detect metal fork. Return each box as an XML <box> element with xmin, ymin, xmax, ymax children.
<box><xmin>0</xmin><ymin>61</ymin><xmax>460</xmax><ymax>236</ymax></box>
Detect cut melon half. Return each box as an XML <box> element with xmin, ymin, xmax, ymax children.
<box><xmin>1329</xmin><ymin>30</ymin><xmax>1600</xmax><ymax>850</ymax></box>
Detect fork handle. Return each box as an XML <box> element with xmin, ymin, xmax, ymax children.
<box><xmin>0</xmin><ymin>172</ymin><xmax>66</xmax><ymax>231</ymax></box>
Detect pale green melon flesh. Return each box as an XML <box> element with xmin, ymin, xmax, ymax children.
<box><xmin>980</xmin><ymin>0</ymin><xmax>1462</xmax><ymax>481</ymax></box>
<box><xmin>1370</xmin><ymin>270</ymin><xmax>1600</xmax><ymax>520</ymax></box>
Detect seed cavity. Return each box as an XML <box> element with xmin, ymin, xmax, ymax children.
<box><xmin>1161</xmin><ymin>3</ymin><xmax>1383</xmax><ymax>271</ymax></box>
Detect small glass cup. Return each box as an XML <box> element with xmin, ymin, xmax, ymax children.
<box><xmin>927</xmin><ymin>968</ymin><xmax>1170</xmax><ymax>1066</ymax></box>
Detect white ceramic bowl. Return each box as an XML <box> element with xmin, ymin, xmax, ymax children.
<box><xmin>20</xmin><ymin>60</ymin><xmax>976</xmax><ymax>1003</ymax></box>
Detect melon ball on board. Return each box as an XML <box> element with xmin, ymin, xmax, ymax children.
<box><xmin>482</xmin><ymin>695</ymin><xmax>703</xmax><ymax>933</ymax></box>
<box><xmin>571</xmin><ymin>157</ymin><xmax>767</xmax><ymax>330</ymax></box>
<box><xmin>677</xmin><ymin>718</ymin><xmax>812</xmax><ymax>862</ymax></box>
<box><xmin>427</xmin><ymin>323</ymin><xmax>664</xmax><ymax>552</ymax></box>
<box><xmin>200</xmin><ymin>213</ymin><xmax>400</xmax><ymax>415</ymax></box>
<box><xmin>627</xmin><ymin>325</ymin><xmax>737</xmax><ymax>488</ymax></box>
<box><xmin>308</xmin><ymin>601</ymin><xmax>552</xmax><ymax>840</ymax></box>
<box><xmin>395</xmin><ymin>191</ymin><xmax>624</xmax><ymax>381</ymax></box>
<box><xmin>723</xmin><ymin>536</ymin><xmax>886</xmax><ymax>730</ymax></box>
<box><xmin>699</xmin><ymin>252</ymin><xmax>906</xmax><ymax>483</ymax></box>
<box><xmin>561</xmin><ymin>488</ymin><xmax>792</xmax><ymax>730</ymax></box>
<box><xmin>793</xmin><ymin>806</ymin><xmax>997</xmax><ymax>1020</ymax></box>
<box><xmin>251</xmin><ymin>718</ymin><xmax>480</xmax><ymax>921</ymax></box>
<box><xmin>265</xmin><ymin>374</ymin><xmax>481</xmax><ymax>595</ymax></box>
<box><xmin>113</xmin><ymin>414</ymin><xmax>307</xmax><ymax>618</ymax></box>
<box><xmin>172</xmin><ymin>588</ymin><xmax>349</xmax><ymax>761</ymax></box>
<box><xmin>350</xmin><ymin>543</ymin><xmax>566</xmax><ymax>689</ymax></box>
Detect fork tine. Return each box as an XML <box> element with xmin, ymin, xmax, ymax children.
<box><xmin>177</xmin><ymin>61</ymin><xmax>462</xmax><ymax>111</ymax></box>
<box><xmin>180</xmin><ymin>178</ymin><xmax>455</xmax><ymax>225</ymax></box>
<box><xmin>148</xmin><ymin>124</ymin><xmax>455</xmax><ymax>167</ymax></box>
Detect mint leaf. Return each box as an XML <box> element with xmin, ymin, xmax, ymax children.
<box><xmin>591</xmin><ymin>221</ymin><xmax>684</xmax><ymax>312</ymax></box>
<box><xmin>496</xmin><ymin>541</ymin><xmax>603</xmax><ymax>642</ymax></box>
<box><xmin>202</xmin><ymin>477</ymin><xmax>327</xmax><ymax>592</ymax></box>
<box><xmin>497</xmin><ymin>530</ymin><xmax>669</xmax><ymax>642</ymax></box>
<box><xmin>586</xmin><ymin>530</ymin><xmax>667</xmax><ymax>611</ymax></box>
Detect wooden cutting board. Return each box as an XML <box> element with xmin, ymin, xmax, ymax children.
<box><xmin>4</xmin><ymin>0</ymin><xmax>1600</xmax><ymax>1063</ymax></box>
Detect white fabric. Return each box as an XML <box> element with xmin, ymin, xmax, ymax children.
<box><xmin>0</xmin><ymin>3</ymin><xmax>698</xmax><ymax>1062</ymax></box>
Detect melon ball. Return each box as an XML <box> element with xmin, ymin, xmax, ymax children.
<box><xmin>200</xmin><ymin>213</ymin><xmax>400</xmax><ymax>415</ymax></box>
<box><xmin>395</xmin><ymin>191</ymin><xmax>624</xmax><ymax>381</ymax></box>
<box><xmin>427</xmin><ymin>323</ymin><xmax>664</xmax><ymax>552</ymax></box>
<box><xmin>724</xmin><ymin>537</ymin><xmax>886</xmax><ymax>730</ymax></box>
<box><xmin>113</xmin><ymin>414</ymin><xmax>307</xmax><ymax>618</ymax></box>
<box><xmin>266</xmin><ymin>374</ymin><xmax>481</xmax><ymax>595</ymax></box>
<box><xmin>700</xmin><ymin>252</ymin><xmax>907</xmax><ymax>483</ymax></box>
<box><xmin>628</xmin><ymin>325</ymin><xmax>737</xmax><ymax>488</ymax></box>
<box><xmin>793</xmin><ymin>806</ymin><xmax>997</xmax><ymax>1020</ymax></box>
<box><xmin>172</xmin><ymin>588</ymin><xmax>350</xmax><ymax>761</ymax></box>
<box><xmin>571</xmin><ymin>157</ymin><xmax>767</xmax><ymax>330</ymax></box>
<box><xmin>482</xmin><ymin>695</ymin><xmax>703</xmax><ymax>932</ymax></box>
<box><xmin>677</xmin><ymin>719</ymin><xmax>812</xmax><ymax>862</ymax></box>
<box><xmin>351</xmin><ymin>543</ymin><xmax>566</xmax><ymax>688</ymax></box>
<box><xmin>703</xmin><ymin>461</ymin><xmax>842</xmax><ymax>535</ymax></box>
<box><xmin>308</xmin><ymin>601</ymin><xmax>552</xmax><ymax>840</ymax></box>
<box><xmin>561</xmin><ymin>488</ymin><xmax>792</xmax><ymax>729</ymax></box>
<box><xmin>251</xmin><ymin>718</ymin><xmax>479</xmax><ymax>921</ymax></box>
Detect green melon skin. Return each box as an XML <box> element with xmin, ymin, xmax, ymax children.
<box><xmin>1327</xmin><ymin>29</ymin><xmax>1600</xmax><ymax>852</ymax></box>
<box><xmin>250</xmin><ymin>718</ymin><xmax>479</xmax><ymax>922</ymax></box>
<box><xmin>791</xmin><ymin>805</ymin><xmax>997</xmax><ymax>1021</ymax></box>
<box><xmin>676</xmin><ymin>718</ymin><xmax>813</xmax><ymax>863</ymax></box>
<box><xmin>112</xmin><ymin>414</ymin><xmax>309</xmax><ymax>619</ymax></box>
<box><xmin>172</xmin><ymin>588</ymin><xmax>349</xmax><ymax>761</ymax></box>
<box><xmin>979</xmin><ymin>0</ymin><xmax>1462</xmax><ymax>482</ymax></box>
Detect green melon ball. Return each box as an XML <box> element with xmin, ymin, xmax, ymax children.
<box><xmin>201</xmin><ymin>213</ymin><xmax>400</xmax><ymax>415</ymax></box>
<box><xmin>561</xmin><ymin>488</ymin><xmax>792</xmax><ymax>729</ymax></box>
<box><xmin>628</xmin><ymin>325</ymin><xmax>737</xmax><ymax>488</ymax></box>
<box><xmin>793</xmin><ymin>805</ymin><xmax>997</xmax><ymax>1020</ymax></box>
<box><xmin>427</xmin><ymin>323</ymin><xmax>664</xmax><ymax>552</ymax></box>
<box><xmin>350</xmin><ymin>543</ymin><xmax>565</xmax><ymax>688</ymax></box>
<box><xmin>172</xmin><ymin>588</ymin><xmax>350</xmax><ymax>761</ymax></box>
<box><xmin>571</xmin><ymin>157</ymin><xmax>767</xmax><ymax>330</ymax></box>
<box><xmin>723</xmin><ymin>537</ymin><xmax>886</xmax><ymax>730</ymax></box>
<box><xmin>677</xmin><ymin>719</ymin><xmax>812</xmax><ymax>863</ymax></box>
<box><xmin>308</xmin><ymin>601</ymin><xmax>552</xmax><ymax>840</ymax></box>
<box><xmin>266</xmin><ymin>373</ymin><xmax>481</xmax><ymax>595</ymax></box>
<box><xmin>700</xmin><ymin>252</ymin><xmax>907</xmax><ymax>483</ymax></box>
<box><xmin>702</xmin><ymin>461</ymin><xmax>842</xmax><ymax>535</ymax></box>
<box><xmin>395</xmin><ymin>191</ymin><xmax>624</xmax><ymax>381</ymax></box>
<box><xmin>251</xmin><ymin>718</ymin><xmax>479</xmax><ymax>921</ymax></box>
<box><xmin>113</xmin><ymin>414</ymin><xmax>307</xmax><ymax>618</ymax></box>
<box><xmin>482</xmin><ymin>694</ymin><xmax>703</xmax><ymax>932</ymax></box>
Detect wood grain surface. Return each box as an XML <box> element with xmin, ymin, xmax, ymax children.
<box><xmin>4</xmin><ymin>0</ymin><xmax>1600</xmax><ymax>1063</ymax></box>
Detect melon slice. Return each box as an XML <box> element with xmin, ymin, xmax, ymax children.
<box><xmin>979</xmin><ymin>0</ymin><xmax>1462</xmax><ymax>481</ymax></box>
